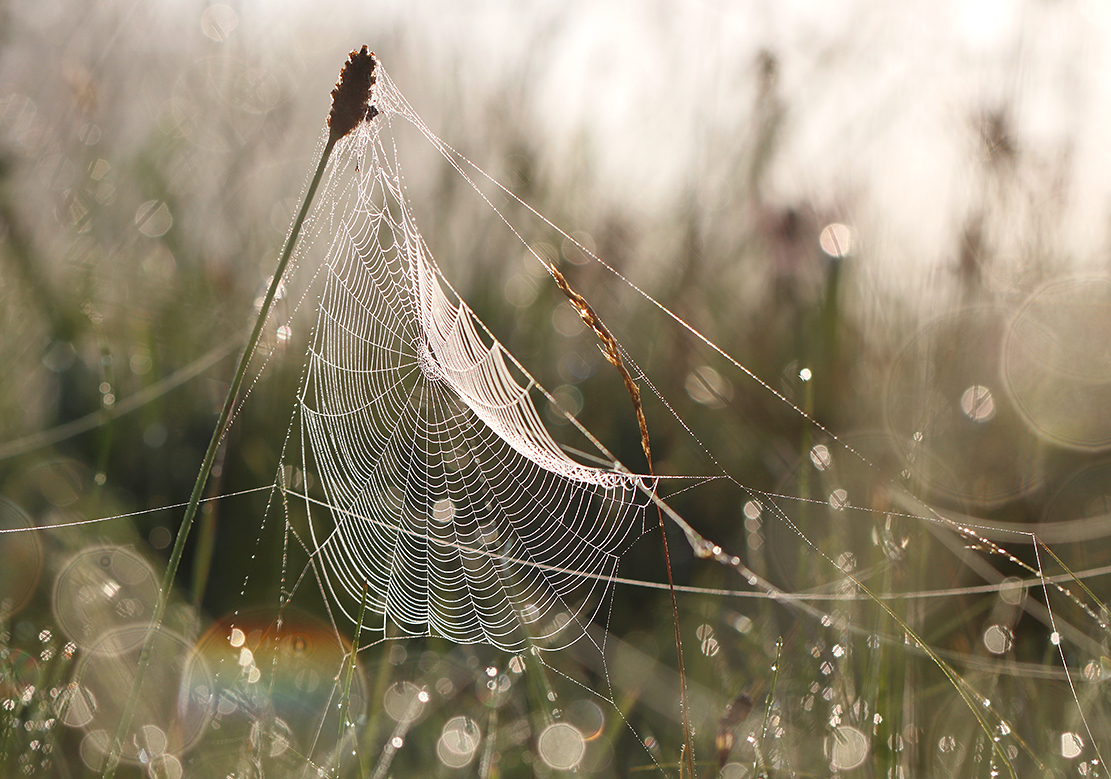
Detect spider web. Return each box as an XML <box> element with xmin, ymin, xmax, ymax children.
<box><xmin>287</xmin><ymin>77</ymin><xmax>657</xmax><ymax>653</ymax></box>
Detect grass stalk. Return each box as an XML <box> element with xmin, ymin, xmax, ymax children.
<box><xmin>101</xmin><ymin>135</ymin><xmax>338</xmax><ymax>779</ymax></box>
<box><xmin>101</xmin><ymin>45</ymin><xmax>376</xmax><ymax>777</ymax></box>
<box><xmin>753</xmin><ymin>637</ymin><xmax>782</xmax><ymax>779</ymax></box>
<box><xmin>335</xmin><ymin>581</ymin><xmax>370</xmax><ymax>776</ymax></box>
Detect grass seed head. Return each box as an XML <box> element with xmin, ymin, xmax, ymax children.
<box><xmin>329</xmin><ymin>45</ymin><xmax>377</xmax><ymax>142</ymax></box>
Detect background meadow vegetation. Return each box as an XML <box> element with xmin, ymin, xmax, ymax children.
<box><xmin>3</xmin><ymin>0</ymin><xmax>1111</xmax><ymax>776</ymax></box>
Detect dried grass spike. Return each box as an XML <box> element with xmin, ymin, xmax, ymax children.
<box><xmin>551</xmin><ymin>267</ymin><xmax>653</xmax><ymax>470</ymax></box>
<box><xmin>329</xmin><ymin>45</ymin><xmax>377</xmax><ymax>142</ymax></box>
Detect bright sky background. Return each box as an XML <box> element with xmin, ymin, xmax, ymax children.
<box><xmin>275</xmin><ymin>0</ymin><xmax>1111</xmax><ymax>300</ymax></box>
<box><xmin>6</xmin><ymin>0</ymin><xmax>1111</xmax><ymax>310</ymax></box>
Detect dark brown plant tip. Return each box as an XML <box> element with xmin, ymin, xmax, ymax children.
<box><xmin>329</xmin><ymin>45</ymin><xmax>377</xmax><ymax>143</ymax></box>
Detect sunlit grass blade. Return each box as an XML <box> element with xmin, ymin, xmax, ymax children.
<box><xmin>100</xmin><ymin>47</ymin><xmax>378</xmax><ymax>779</ymax></box>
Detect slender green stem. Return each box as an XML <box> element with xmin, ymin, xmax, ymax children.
<box><xmin>102</xmin><ymin>135</ymin><xmax>338</xmax><ymax>779</ymax></box>
<box><xmin>754</xmin><ymin>637</ymin><xmax>782</xmax><ymax>779</ymax></box>
<box><xmin>336</xmin><ymin>581</ymin><xmax>370</xmax><ymax>776</ymax></box>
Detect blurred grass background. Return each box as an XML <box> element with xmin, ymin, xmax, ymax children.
<box><xmin>4</xmin><ymin>0</ymin><xmax>1111</xmax><ymax>776</ymax></box>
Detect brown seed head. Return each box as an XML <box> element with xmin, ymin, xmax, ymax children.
<box><xmin>328</xmin><ymin>46</ymin><xmax>377</xmax><ymax>142</ymax></box>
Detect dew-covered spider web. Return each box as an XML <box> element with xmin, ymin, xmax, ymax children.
<box><xmin>289</xmin><ymin>79</ymin><xmax>657</xmax><ymax>652</ymax></box>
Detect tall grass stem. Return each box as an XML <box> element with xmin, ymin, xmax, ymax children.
<box><xmin>101</xmin><ymin>135</ymin><xmax>338</xmax><ymax>779</ymax></box>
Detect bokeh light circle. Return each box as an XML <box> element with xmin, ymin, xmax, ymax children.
<box><xmin>1003</xmin><ymin>276</ymin><xmax>1111</xmax><ymax>450</ymax></box>
<box><xmin>187</xmin><ymin>609</ymin><xmax>367</xmax><ymax>776</ymax></box>
<box><xmin>70</xmin><ymin>625</ymin><xmax>212</xmax><ymax>765</ymax></box>
<box><xmin>566</xmin><ymin>699</ymin><xmax>605</xmax><ymax>740</ymax></box>
<box><xmin>52</xmin><ymin>545</ymin><xmax>160</xmax><ymax>653</ymax></box>
<box><xmin>0</xmin><ymin>498</ymin><xmax>43</xmax><ymax>616</ymax></box>
<box><xmin>983</xmin><ymin>624</ymin><xmax>1013</xmax><ymax>654</ymax></box>
<box><xmin>537</xmin><ymin>722</ymin><xmax>586</xmax><ymax>769</ymax></box>
<box><xmin>54</xmin><ymin>682</ymin><xmax>98</xmax><ymax>727</ymax></box>
<box><xmin>819</xmin><ymin>222</ymin><xmax>853</xmax><ymax>257</ymax></box>
<box><xmin>685</xmin><ymin>365</ymin><xmax>734</xmax><ymax>408</ymax></box>
<box><xmin>383</xmin><ymin>680</ymin><xmax>427</xmax><ymax>723</ymax></box>
<box><xmin>437</xmin><ymin>716</ymin><xmax>481</xmax><ymax>768</ymax></box>
<box><xmin>79</xmin><ymin>730</ymin><xmax>110</xmax><ymax>772</ymax></box>
<box><xmin>149</xmin><ymin>753</ymin><xmax>184</xmax><ymax>779</ymax></box>
<box><xmin>825</xmin><ymin>725</ymin><xmax>869</xmax><ymax>770</ymax></box>
<box><xmin>886</xmin><ymin>308</ymin><xmax>1045</xmax><ymax>506</ymax></box>
<box><xmin>200</xmin><ymin>4</ymin><xmax>238</xmax><ymax>42</ymax></box>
